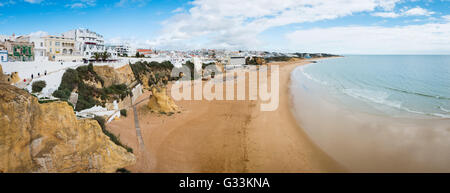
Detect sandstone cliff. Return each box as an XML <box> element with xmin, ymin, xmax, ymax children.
<box><xmin>0</xmin><ymin>83</ymin><xmax>135</xmax><ymax>173</ymax></box>
<box><xmin>0</xmin><ymin>64</ymin><xmax>5</xmax><ymax>83</ymax></box>
<box><xmin>94</xmin><ymin>65</ymin><xmax>135</xmax><ymax>87</ymax></box>
<box><xmin>147</xmin><ymin>87</ymin><xmax>179</xmax><ymax>114</ymax></box>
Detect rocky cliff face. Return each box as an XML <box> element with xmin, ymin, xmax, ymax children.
<box><xmin>0</xmin><ymin>64</ymin><xmax>5</xmax><ymax>83</ymax></box>
<box><xmin>0</xmin><ymin>83</ymin><xmax>135</xmax><ymax>173</ymax></box>
<box><xmin>94</xmin><ymin>65</ymin><xmax>135</xmax><ymax>87</ymax></box>
<box><xmin>147</xmin><ymin>87</ymin><xmax>179</xmax><ymax>114</ymax></box>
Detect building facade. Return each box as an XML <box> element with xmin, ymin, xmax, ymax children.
<box><xmin>43</xmin><ymin>35</ymin><xmax>81</xmax><ymax>62</ymax></box>
<box><xmin>29</xmin><ymin>36</ymin><xmax>48</xmax><ymax>62</ymax></box>
<box><xmin>136</xmin><ymin>49</ymin><xmax>153</xmax><ymax>57</ymax></box>
<box><xmin>62</xmin><ymin>29</ymin><xmax>107</xmax><ymax>59</ymax></box>
<box><xmin>107</xmin><ymin>44</ymin><xmax>131</xmax><ymax>57</ymax></box>
<box><xmin>1</xmin><ymin>37</ymin><xmax>34</xmax><ymax>62</ymax></box>
<box><xmin>0</xmin><ymin>50</ymin><xmax>8</xmax><ymax>62</ymax></box>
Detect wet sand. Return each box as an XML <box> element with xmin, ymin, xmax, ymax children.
<box><xmin>107</xmin><ymin>59</ymin><xmax>345</xmax><ymax>173</ymax></box>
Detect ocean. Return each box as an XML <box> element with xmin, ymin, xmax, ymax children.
<box><xmin>290</xmin><ymin>55</ymin><xmax>450</xmax><ymax>172</ymax></box>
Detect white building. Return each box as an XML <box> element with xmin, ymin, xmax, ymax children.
<box><xmin>62</xmin><ymin>28</ymin><xmax>108</xmax><ymax>59</ymax></box>
<box><xmin>0</xmin><ymin>50</ymin><xmax>7</xmax><ymax>62</ymax></box>
<box><xmin>106</xmin><ymin>44</ymin><xmax>130</xmax><ymax>57</ymax></box>
<box><xmin>29</xmin><ymin>36</ymin><xmax>48</xmax><ymax>62</ymax></box>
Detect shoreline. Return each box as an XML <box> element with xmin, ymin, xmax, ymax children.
<box><xmin>107</xmin><ymin>58</ymin><xmax>345</xmax><ymax>173</ymax></box>
<box><xmin>290</xmin><ymin>57</ymin><xmax>450</xmax><ymax>172</ymax></box>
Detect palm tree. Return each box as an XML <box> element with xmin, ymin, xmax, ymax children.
<box><xmin>91</xmin><ymin>52</ymin><xmax>101</xmax><ymax>62</ymax></box>
<box><xmin>101</xmin><ymin>51</ymin><xmax>110</xmax><ymax>61</ymax></box>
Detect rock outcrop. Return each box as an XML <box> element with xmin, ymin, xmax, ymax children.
<box><xmin>94</xmin><ymin>65</ymin><xmax>135</xmax><ymax>87</ymax></box>
<box><xmin>0</xmin><ymin>64</ymin><xmax>5</xmax><ymax>83</ymax></box>
<box><xmin>147</xmin><ymin>87</ymin><xmax>179</xmax><ymax>114</ymax></box>
<box><xmin>0</xmin><ymin>83</ymin><xmax>135</xmax><ymax>173</ymax></box>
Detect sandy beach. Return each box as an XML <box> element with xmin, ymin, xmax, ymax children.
<box><xmin>107</xmin><ymin>59</ymin><xmax>345</xmax><ymax>173</ymax></box>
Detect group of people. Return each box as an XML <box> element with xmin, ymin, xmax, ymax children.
<box><xmin>30</xmin><ymin>70</ymin><xmax>48</xmax><ymax>79</ymax></box>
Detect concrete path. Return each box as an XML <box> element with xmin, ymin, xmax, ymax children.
<box><xmin>132</xmin><ymin>99</ymin><xmax>146</xmax><ymax>151</ymax></box>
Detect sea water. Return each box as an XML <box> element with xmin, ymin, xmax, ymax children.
<box><xmin>291</xmin><ymin>56</ymin><xmax>450</xmax><ymax>172</ymax></box>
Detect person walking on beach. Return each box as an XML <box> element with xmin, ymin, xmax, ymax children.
<box><xmin>45</xmin><ymin>70</ymin><xmax>47</xmax><ymax>76</ymax></box>
<box><xmin>31</xmin><ymin>74</ymin><xmax>33</xmax><ymax>79</ymax></box>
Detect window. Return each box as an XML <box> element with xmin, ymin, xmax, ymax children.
<box><xmin>55</xmin><ymin>42</ymin><xmax>61</xmax><ymax>46</ymax></box>
<box><xmin>40</xmin><ymin>42</ymin><xmax>43</xmax><ymax>47</ymax></box>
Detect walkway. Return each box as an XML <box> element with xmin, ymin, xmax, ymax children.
<box><xmin>131</xmin><ymin>97</ymin><xmax>148</xmax><ymax>151</ymax></box>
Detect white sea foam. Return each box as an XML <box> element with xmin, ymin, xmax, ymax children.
<box><xmin>440</xmin><ymin>106</ymin><xmax>450</xmax><ymax>113</ymax></box>
<box><xmin>342</xmin><ymin>88</ymin><xmax>402</xmax><ymax>109</ymax></box>
<box><xmin>300</xmin><ymin>66</ymin><xmax>329</xmax><ymax>86</ymax></box>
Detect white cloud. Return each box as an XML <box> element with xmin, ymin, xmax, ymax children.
<box><xmin>149</xmin><ymin>0</ymin><xmax>405</xmax><ymax>50</ymax></box>
<box><xmin>171</xmin><ymin>7</ymin><xmax>184</xmax><ymax>13</ymax></box>
<box><xmin>66</xmin><ymin>0</ymin><xmax>96</xmax><ymax>9</ymax></box>
<box><xmin>24</xmin><ymin>0</ymin><xmax>43</xmax><ymax>4</ymax></box>
<box><xmin>28</xmin><ymin>31</ymin><xmax>48</xmax><ymax>37</ymax></box>
<box><xmin>285</xmin><ymin>22</ymin><xmax>450</xmax><ymax>54</ymax></box>
<box><xmin>404</xmin><ymin>7</ymin><xmax>435</xmax><ymax>16</ymax></box>
<box><xmin>443</xmin><ymin>15</ymin><xmax>450</xmax><ymax>21</ymax></box>
<box><xmin>372</xmin><ymin>6</ymin><xmax>435</xmax><ymax>18</ymax></box>
<box><xmin>372</xmin><ymin>12</ymin><xmax>401</xmax><ymax>18</ymax></box>
<box><xmin>106</xmin><ymin>36</ymin><xmax>149</xmax><ymax>49</ymax></box>
<box><xmin>115</xmin><ymin>0</ymin><xmax>148</xmax><ymax>7</ymax></box>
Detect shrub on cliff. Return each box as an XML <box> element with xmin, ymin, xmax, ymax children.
<box><xmin>116</xmin><ymin>168</ymin><xmax>131</xmax><ymax>173</ymax></box>
<box><xmin>54</xmin><ymin>63</ymin><xmax>128</xmax><ymax>111</ymax></box>
<box><xmin>32</xmin><ymin>80</ymin><xmax>46</xmax><ymax>93</ymax></box>
<box><xmin>58</xmin><ymin>68</ymin><xmax>79</xmax><ymax>92</ymax></box>
<box><xmin>120</xmin><ymin>109</ymin><xmax>127</xmax><ymax>117</ymax></box>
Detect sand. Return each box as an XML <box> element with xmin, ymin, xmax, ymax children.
<box><xmin>107</xmin><ymin>59</ymin><xmax>345</xmax><ymax>173</ymax></box>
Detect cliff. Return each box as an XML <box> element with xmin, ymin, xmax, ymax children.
<box><xmin>94</xmin><ymin>65</ymin><xmax>135</xmax><ymax>87</ymax></box>
<box><xmin>0</xmin><ymin>64</ymin><xmax>5</xmax><ymax>83</ymax></box>
<box><xmin>0</xmin><ymin>83</ymin><xmax>135</xmax><ymax>173</ymax></box>
<box><xmin>147</xmin><ymin>87</ymin><xmax>179</xmax><ymax>114</ymax></box>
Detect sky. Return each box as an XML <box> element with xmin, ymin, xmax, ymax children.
<box><xmin>0</xmin><ymin>0</ymin><xmax>450</xmax><ymax>54</ymax></box>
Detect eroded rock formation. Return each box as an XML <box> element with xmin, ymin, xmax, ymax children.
<box><xmin>0</xmin><ymin>83</ymin><xmax>135</xmax><ymax>173</ymax></box>
<box><xmin>147</xmin><ymin>87</ymin><xmax>179</xmax><ymax>114</ymax></box>
<box><xmin>93</xmin><ymin>65</ymin><xmax>135</xmax><ymax>87</ymax></box>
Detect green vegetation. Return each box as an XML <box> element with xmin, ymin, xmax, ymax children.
<box><xmin>102</xmin><ymin>84</ymin><xmax>130</xmax><ymax>101</ymax></box>
<box><xmin>31</xmin><ymin>80</ymin><xmax>46</xmax><ymax>93</ymax></box>
<box><xmin>265</xmin><ymin>56</ymin><xmax>295</xmax><ymax>62</ymax></box>
<box><xmin>38</xmin><ymin>100</ymin><xmax>59</xmax><ymax>104</ymax></box>
<box><xmin>182</xmin><ymin>61</ymin><xmax>200</xmax><ymax>80</ymax></box>
<box><xmin>93</xmin><ymin>116</ymin><xmax>133</xmax><ymax>153</ymax></box>
<box><xmin>92</xmin><ymin>51</ymin><xmax>111</xmax><ymax>62</ymax></box>
<box><xmin>130</xmin><ymin>60</ymin><xmax>177</xmax><ymax>87</ymax></box>
<box><xmin>116</xmin><ymin>168</ymin><xmax>131</xmax><ymax>173</ymax></box>
<box><xmin>120</xmin><ymin>109</ymin><xmax>127</xmax><ymax>117</ymax></box>
<box><xmin>53</xmin><ymin>63</ymin><xmax>131</xmax><ymax>111</ymax></box>
<box><xmin>245</xmin><ymin>57</ymin><xmax>264</xmax><ymax>65</ymax></box>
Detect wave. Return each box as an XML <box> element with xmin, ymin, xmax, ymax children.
<box><xmin>440</xmin><ymin>106</ymin><xmax>450</xmax><ymax>113</ymax></box>
<box><xmin>384</xmin><ymin>86</ymin><xmax>450</xmax><ymax>101</ymax></box>
<box><xmin>342</xmin><ymin>88</ymin><xmax>402</xmax><ymax>109</ymax></box>
<box><xmin>300</xmin><ymin>67</ymin><xmax>329</xmax><ymax>86</ymax></box>
<box><xmin>341</xmin><ymin>88</ymin><xmax>450</xmax><ymax>119</ymax></box>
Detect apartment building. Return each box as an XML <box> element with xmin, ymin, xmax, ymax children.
<box><xmin>43</xmin><ymin>35</ymin><xmax>81</xmax><ymax>62</ymax></box>
<box><xmin>29</xmin><ymin>36</ymin><xmax>48</xmax><ymax>62</ymax></box>
<box><xmin>1</xmin><ymin>36</ymin><xmax>34</xmax><ymax>62</ymax></box>
<box><xmin>62</xmin><ymin>28</ymin><xmax>108</xmax><ymax>59</ymax></box>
